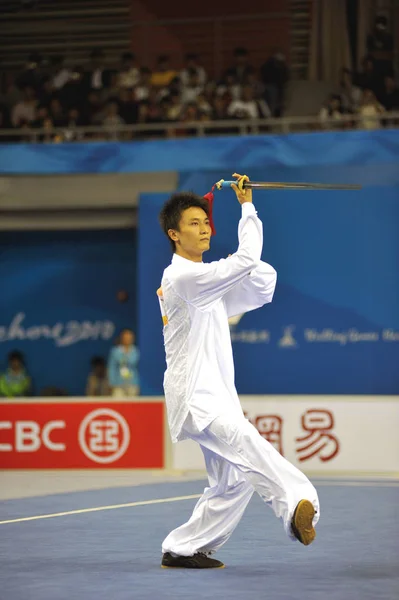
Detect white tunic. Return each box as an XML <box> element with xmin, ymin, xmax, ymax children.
<box><xmin>159</xmin><ymin>202</ymin><xmax>277</xmax><ymax>442</ymax></box>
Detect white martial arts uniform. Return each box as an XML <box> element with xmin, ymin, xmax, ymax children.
<box><xmin>159</xmin><ymin>202</ymin><xmax>320</xmax><ymax>556</ymax></box>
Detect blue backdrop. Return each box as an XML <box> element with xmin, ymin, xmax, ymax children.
<box><xmin>138</xmin><ymin>133</ymin><xmax>399</xmax><ymax>395</ymax></box>
<box><xmin>1</xmin><ymin>130</ymin><xmax>398</xmax><ymax>396</ymax></box>
<box><xmin>0</xmin><ymin>230</ymin><xmax>136</xmax><ymax>395</ymax></box>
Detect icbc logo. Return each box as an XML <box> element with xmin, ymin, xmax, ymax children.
<box><xmin>0</xmin><ymin>421</ymin><xmax>66</xmax><ymax>452</ymax></box>
<box><xmin>78</xmin><ymin>408</ymin><xmax>130</xmax><ymax>464</ymax></box>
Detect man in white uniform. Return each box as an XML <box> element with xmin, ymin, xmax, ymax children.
<box><xmin>158</xmin><ymin>174</ymin><xmax>320</xmax><ymax>569</ymax></box>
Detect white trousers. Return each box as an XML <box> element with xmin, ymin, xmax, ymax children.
<box><xmin>162</xmin><ymin>413</ymin><xmax>320</xmax><ymax>556</ymax></box>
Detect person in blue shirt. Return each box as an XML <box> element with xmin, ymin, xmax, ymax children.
<box><xmin>108</xmin><ymin>328</ymin><xmax>139</xmax><ymax>397</ymax></box>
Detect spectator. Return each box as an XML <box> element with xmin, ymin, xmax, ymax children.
<box><xmin>180</xmin><ymin>53</ymin><xmax>207</xmax><ymax>88</ymax></box>
<box><xmin>379</xmin><ymin>76</ymin><xmax>399</xmax><ymax>112</ymax></box>
<box><xmin>181</xmin><ymin>69</ymin><xmax>203</xmax><ymax>104</ymax></box>
<box><xmin>16</xmin><ymin>52</ymin><xmax>45</xmax><ymax>92</ymax></box>
<box><xmin>0</xmin><ymin>75</ymin><xmax>21</xmax><ymax>111</ymax></box>
<box><xmin>49</xmin><ymin>97</ymin><xmax>65</xmax><ymax>126</ymax></box>
<box><xmin>151</xmin><ymin>55</ymin><xmax>177</xmax><ymax>88</ymax></box>
<box><xmin>319</xmin><ymin>94</ymin><xmax>345</xmax><ymax>129</ymax></box>
<box><xmin>103</xmin><ymin>73</ymin><xmax>121</xmax><ymax>103</ymax></box>
<box><xmin>51</xmin><ymin>55</ymin><xmax>71</xmax><ymax>90</ymax></box>
<box><xmin>261</xmin><ymin>48</ymin><xmax>289</xmax><ymax>116</ymax></box>
<box><xmin>0</xmin><ymin>105</ymin><xmax>13</xmax><ymax>142</ymax></box>
<box><xmin>32</xmin><ymin>104</ymin><xmax>50</xmax><ymax>127</ymax></box>
<box><xmin>117</xmin><ymin>88</ymin><xmax>139</xmax><ymax>124</ymax></box>
<box><xmin>161</xmin><ymin>76</ymin><xmax>181</xmax><ymax>101</ymax></box>
<box><xmin>62</xmin><ymin>107</ymin><xmax>85</xmax><ymax>141</ymax></box>
<box><xmin>357</xmin><ymin>89</ymin><xmax>385</xmax><ymax>130</ymax></box>
<box><xmin>37</xmin><ymin>77</ymin><xmax>55</xmax><ymax>106</ymax></box>
<box><xmin>108</xmin><ymin>328</ymin><xmax>139</xmax><ymax>397</ymax></box>
<box><xmin>84</xmin><ymin>91</ymin><xmax>105</xmax><ymax>125</ymax></box>
<box><xmin>211</xmin><ymin>95</ymin><xmax>229</xmax><ymax>120</ymax></box>
<box><xmin>11</xmin><ymin>85</ymin><xmax>37</xmax><ymax>127</ymax></box>
<box><xmin>196</xmin><ymin>93</ymin><xmax>212</xmax><ymax>117</ymax></box>
<box><xmin>227</xmin><ymin>47</ymin><xmax>253</xmax><ymax>85</ymax></box>
<box><xmin>355</xmin><ymin>56</ymin><xmax>379</xmax><ymax>95</ymax></box>
<box><xmin>134</xmin><ymin>67</ymin><xmax>152</xmax><ymax>102</ymax></box>
<box><xmin>165</xmin><ymin>91</ymin><xmax>184</xmax><ymax>121</ymax></box>
<box><xmin>84</xmin><ymin>48</ymin><xmax>113</xmax><ymax>92</ymax></box>
<box><xmin>31</xmin><ymin>107</ymin><xmax>55</xmax><ymax>142</ymax></box>
<box><xmin>138</xmin><ymin>89</ymin><xmax>164</xmax><ymax>124</ymax></box>
<box><xmin>366</xmin><ymin>15</ymin><xmax>394</xmax><ymax>80</ymax></box>
<box><xmin>177</xmin><ymin>103</ymin><xmax>202</xmax><ymax>137</ymax></box>
<box><xmin>103</xmin><ymin>101</ymin><xmax>124</xmax><ymax>126</ymax></box>
<box><xmin>117</xmin><ymin>52</ymin><xmax>140</xmax><ymax>89</ymax></box>
<box><xmin>339</xmin><ymin>68</ymin><xmax>362</xmax><ymax>113</ymax></box>
<box><xmin>102</xmin><ymin>101</ymin><xmax>125</xmax><ymax>139</ymax></box>
<box><xmin>86</xmin><ymin>356</ymin><xmax>111</xmax><ymax>396</ymax></box>
<box><xmin>60</xmin><ymin>66</ymin><xmax>86</xmax><ymax>111</ymax></box>
<box><xmin>245</xmin><ymin>70</ymin><xmax>265</xmax><ymax>100</ymax></box>
<box><xmin>216</xmin><ymin>71</ymin><xmax>241</xmax><ymax>102</ymax></box>
<box><xmin>0</xmin><ymin>351</ymin><xmax>31</xmax><ymax>398</ymax></box>
<box><xmin>227</xmin><ymin>85</ymin><xmax>271</xmax><ymax>119</ymax></box>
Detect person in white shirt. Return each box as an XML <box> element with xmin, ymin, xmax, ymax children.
<box><xmin>117</xmin><ymin>52</ymin><xmax>140</xmax><ymax>89</ymax></box>
<box><xmin>180</xmin><ymin>53</ymin><xmax>207</xmax><ymax>88</ymax></box>
<box><xmin>227</xmin><ymin>85</ymin><xmax>271</xmax><ymax>119</ymax></box>
<box><xmin>158</xmin><ymin>174</ymin><xmax>320</xmax><ymax>569</ymax></box>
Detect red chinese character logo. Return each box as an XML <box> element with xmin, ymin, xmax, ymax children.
<box><xmin>254</xmin><ymin>415</ymin><xmax>284</xmax><ymax>455</ymax></box>
<box><xmin>296</xmin><ymin>409</ymin><xmax>339</xmax><ymax>462</ymax></box>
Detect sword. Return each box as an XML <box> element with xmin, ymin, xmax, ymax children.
<box><xmin>214</xmin><ymin>180</ymin><xmax>362</xmax><ymax>191</ymax></box>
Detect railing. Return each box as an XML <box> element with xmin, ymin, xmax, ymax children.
<box><xmin>0</xmin><ymin>112</ymin><xmax>398</xmax><ymax>142</ymax></box>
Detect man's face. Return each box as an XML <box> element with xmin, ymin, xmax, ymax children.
<box><xmin>170</xmin><ymin>207</ymin><xmax>211</xmax><ymax>257</ymax></box>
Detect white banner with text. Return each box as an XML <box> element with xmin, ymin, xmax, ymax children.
<box><xmin>172</xmin><ymin>396</ymin><xmax>399</xmax><ymax>475</ymax></box>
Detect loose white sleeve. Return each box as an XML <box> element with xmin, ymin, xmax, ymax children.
<box><xmin>172</xmin><ymin>202</ymin><xmax>263</xmax><ymax>311</ymax></box>
<box><xmin>223</xmin><ymin>261</ymin><xmax>277</xmax><ymax>318</ymax></box>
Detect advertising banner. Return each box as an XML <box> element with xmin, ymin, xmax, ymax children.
<box><xmin>0</xmin><ymin>401</ymin><xmax>164</xmax><ymax>469</ymax></box>
<box><xmin>172</xmin><ymin>397</ymin><xmax>399</xmax><ymax>474</ymax></box>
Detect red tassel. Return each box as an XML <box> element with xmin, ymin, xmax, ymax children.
<box><xmin>203</xmin><ymin>185</ymin><xmax>216</xmax><ymax>235</ymax></box>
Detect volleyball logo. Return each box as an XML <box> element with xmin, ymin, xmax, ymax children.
<box><xmin>78</xmin><ymin>408</ymin><xmax>130</xmax><ymax>464</ymax></box>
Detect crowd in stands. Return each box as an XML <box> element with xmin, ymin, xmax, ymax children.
<box><xmin>319</xmin><ymin>16</ymin><xmax>399</xmax><ymax>129</ymax></box>
<box><xmin>0</xmin><ymin>14</ymin><xmax>397</xmax><ymax>140</ymax></box>
<box><xmin>0</xmin><ymin>47</ymin><xmax>289</xmax><ymax>141</ymax></box>
<box><xmin>0</xmin><ymin>328</ymin><xmax>140</xmax><ymax>398</ymax></box>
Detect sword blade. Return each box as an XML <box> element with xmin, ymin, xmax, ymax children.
<box><xmin>245</xmin><ymin>181</ymin><xmax>362</xmax><ymax>190</ymax></box>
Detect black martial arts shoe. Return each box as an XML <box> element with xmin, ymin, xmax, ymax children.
<box><xmin>161</xmin><ymin>552</ymin><xmax>225</xmax><ymax>569</ymax></box>
<box><xmin>291</xmin><ymin>499</ymin><xmax>316</xmax><ymax>546</ymax></box>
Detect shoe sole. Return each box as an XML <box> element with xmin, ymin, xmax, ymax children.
<box><xmin>293</xmin><ymin>500</ymin><xmax>316</xmax><ymax>546</ymax></box>
<box><xmin>161</xmin><ymin>564</ymin><xmax>225</xmax><ymax>569</ymax></box>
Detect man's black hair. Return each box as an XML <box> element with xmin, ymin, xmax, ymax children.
<box><xmin>91</xmin><ymin>356</ymin><xmax>106</xmax><ymax>367</ymax></box>
<box><xmin>159</xmin><ymin>192</ymin><xmax>210</xmax><ymax>252</ymax></box>
<box><xmin>8</xmin><ymin>350</ymin><xmax>24</xmax><ymax>364</ymax></box>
